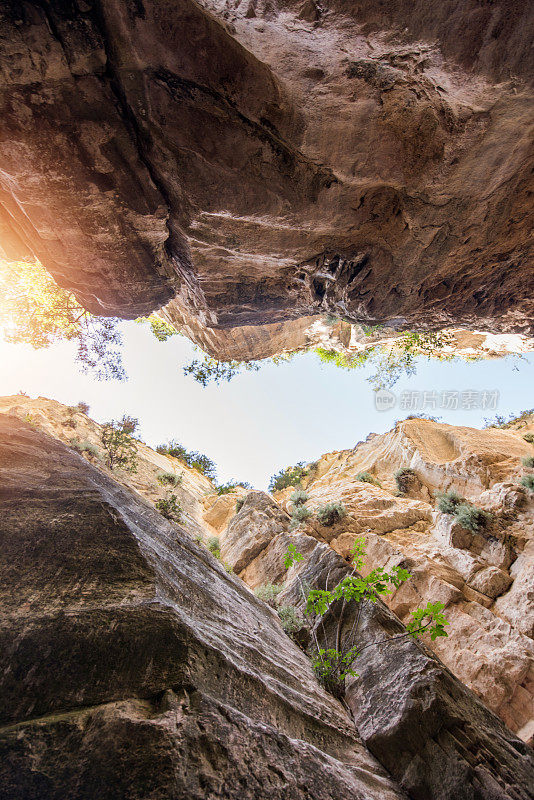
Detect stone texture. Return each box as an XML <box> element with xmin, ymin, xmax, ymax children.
<box><xmin>0</xmin><ymin>1</ymin><xmax>533</xmax><ymax>338</ymax></box>
<box><xmin>273</xmin><ymin>416</ymin><xmax>534</xmax><ymax>737</ymax></box>
<box><xmin>236</xmin><ymin>515</ymin><xmax>534</xmax><ymax>799</ymax></box>
<box><xmin>0</xmin><ymin>415</ymin><xmax>407</xmax><ymax>800</ymax></box>
<box><xmin>5</xmin><ymin>397</ymin><xmax>533</xmax><ymax>742</ymax></box>
<box><xmin>221</xmin><ymin>491</ymin><xmax>290</xmax><ymax>573</ymax></box>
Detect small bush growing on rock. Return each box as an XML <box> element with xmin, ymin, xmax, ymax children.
<box><xmin>394</xmin><ymin>467</ymin><xmax>416</xmax><ymax>494</ymax></box>
<box><xmin>156</xmin><ymin>439</ymin><xmax>218</xmax><ymax>481</ymax></box>
<box><xmin>254</xmin><ymin>583</ymin><xmax>282</xmax><ymax>607</ymax></box>
<box><xmin>521</xmin><ymin>474</ymin><xmax>534</xmax><ymax>492</ymax></box>
<box><xmin>522</xmin><ymin>433</ymin><xmax>534</xmax><ymax>444</ymax></box>
<box><xmin>521</xmin><ymin>456</ymin><xmax>534</xmax><ymax>468</ymax></box>
<box><xmin>277</xmin><ymin>605</ymin><xmax>303</xmax><ymax>636</ymax></box>
<box><xmin>355</xmin><ymin>471</ymin><xmax>381</xmax><ymax>487</ymax></box>
<box><xmin>235</xmin><ymin>497</ymin><xmax>245</xmax><ymax>513</ymax></box>
<box><xmin>76</xmin><ymin>401</ymin><xmax>90</xmax><ymax>415</ymax></box>
<box><xmin>290</xmin><ymin>505</ymin><xmax>312</xmax><ymax>528</ymax></box>
<box><xmin>269</xmin><ymin>462</ymin><xmax>311</xmax><ymax>492</ymax></box>
<box><xmin>101</xmin><ymin>418</ymin><xmax>138</xmax><ymax>472</ymax></box>
<box><xmin>437</xmin><ymin>489</ymin><xmax>463</xmax><ymax>515</ymax></box>
<box><xmin>454</xmin><ymin>502</ymin><xmax>490</xmax><ymax>533</ymax></box>
<box><xmin>290</xmin><ymin>489</ymin><xmax>309</xmax><ymax>506</ymax></box>
<box><xmin>216</xmin><ymin>482</ymin><xmax>240</xmax><ymax>495</ymax></box>
<box><xmin>155</xmin><ymin>493</ymin><xmax>182</xmax><ymax>522</ymax></box>
<box><xmin>316</xmin><ymin>501</ymin><xmax>346</xmax><ymax>526</ymax></box>
<box><xmin>207</xmin><ymin>536</ymin><xmax>221</xmax><ymax>558</ymax></box>
<box><xmin>157</xmin><ymin>471</ymin><xmax>182</xmax><ymax>487</ymax></box>
<box><xmin>71</xmin><ymin>439</ymin><xmax>99</xmax><ymax>458</ymax></box>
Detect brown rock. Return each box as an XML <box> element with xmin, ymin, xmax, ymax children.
<box><xmin>0</xmin><ymin>2</ymin><xmax>532</xmax><ymax>337</ymax></box>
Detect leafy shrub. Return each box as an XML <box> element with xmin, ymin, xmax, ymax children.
<box><xmin>254</xmin><ymin>583</ymin><xmax>282</xmax><ymax>607</ymax></box>
<box><xmin>207</xmin><ymin>536</ymin><xmax>221</xmax><ymax>558</ymax></box>
<box><xmin>324</xmin><ymin>313</ymin><xmax>338</xmax><ymax>326</ymax></box>
<box><xmin>437</xmin><ymin>489</ymin><xmax>463</xmax><ymax>515</ymax></box>
<box><xmin>521</xmin><ymin>456</ymin><xmax>534</xmax><ymax>468</ymax></box>
<box><xmin>523</xmin><ymin>433</ymin><xmax>534</xmax><ymax>444</ymax></box>
<box><xmin>155</xmin><ymin>493</ymin><xmax>181</xmax><ymax>522</ymax></box>
<box><xmin>269</xmin><ymin>462</ymin><xmax>310</xmax><ymax>492</ymax></box>
<box><xmin>283</xmin><ymin>539</ymin><xmax>448</xmax><ymax>697</ymax></box>
<box><xmin>291</xmin><ymin>505</ymin><xmax>312</xmax><ymax>523</ymax></box>
<box><xmin>290</xmin><ymin>488</ymin><xmax>309</xmax><ymax>506</ymax></box>
<box><xmin>216</xmin><ymin>482</ymin><xmax>238</xmax><ymax>495</ymax></box>
<box><xmin>484</xmin><ymin>409</ymin><xmax>534</xmax><ymax>429</ymax></box>
<box><xmin>521</xmin><ymin>474</ymin><xmax>534</xmax><ymax>492</ymax></box>
<box><xmin>235</xmin><ymin>497</ymin><xmax>245</xmax><ymax>513</ymax></box>
<box><xmin>157</xmin><ymin>471</ymin><xmax>182</xmax><ymax>487</ymax></box>
<box><xmin>76</xmin><ymin>401</ymin><xmax>90</xmax><ymax>415</ymax></box>
<box><xmin>394</xmin><ymin>467</ymin><xmax>416</xmax><ymax>494</ymax></box>
<box><xmin>454</xmin><ymin>502</ymin><xmax>490</xmax><ymax>533</ymax></box>
<box><xmin>355</xmin><ymin>471</ymin><xmax>381</xmax><ymax>487</ymax></box>
<box><xmin>277</xmin><ymin>605</ymin><xmax>303</xmax><ymax>636</ymax></box>
<box><xmin>223</xmin><ymin>562</ymin><xmax>234</xmax><ymax>574</ymax></box>
<box><xmin>316</xmin><ymin>501</ymin><xmax>346</xmax><ymax>526</ymax></box>
<box><xmin>156</xmin><ymin>439</ymin><xmax>217</xmax><ymax>481</ymax></box>
<box><xmin>117</xmin><ymin>415</ymin><xmax>139</xmax><ymax>435</ymax></box>
<box><xmin>101</xmin><ymin>418</ymin><xmax>138</xmax><ymax>472</ymax></box>
<box><xmin>71</xmin><ymin>439</ymin><xmax>99</xmax><ymax>458</ymax></box>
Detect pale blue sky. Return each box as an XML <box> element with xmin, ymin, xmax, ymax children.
<box><xmin>0</xmin><ymin>321</ymin><xmax>531</xmax><ymax>489</ymax></box>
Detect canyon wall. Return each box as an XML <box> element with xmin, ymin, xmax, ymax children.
<box><xmin>1</xmin><ymin>407</ymin><xmax>533</xmax><ymax>798</ymax></box>
<box><xmin>0</xmin><ymin>1</ymin><xmax>533</xmax><ymax>345</ymax></box>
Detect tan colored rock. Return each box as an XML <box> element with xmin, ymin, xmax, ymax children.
<box><xmin>469</xmin><ymin>565</ymin><xmax>513</xmax><ymax>598</ymax></box>
<box><xmin>221</xmin><ymin>491</ymin><xmax>289</xmax><ymax>573</ymax></box>
<box><xmin>495</xmin><ymin>541</ymin><xmax>534</xmax><ymax>638</ymax></box>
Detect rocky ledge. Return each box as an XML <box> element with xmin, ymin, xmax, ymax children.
<box><xmin>0</xmin><ymin>1</ymin><xmax>533</xmax><ymax>341</ymax></box>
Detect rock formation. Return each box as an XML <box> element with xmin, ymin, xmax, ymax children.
<box><xmin>0</xmin><ymin>413</ymin><xmax>409</xmax><ymax>800</ymax></box>
<box><xmin>0</xmin><ymin>1</ymin><xmax>533</xmax><ymax>344</ymax></box>
<box><xmin>2</xmin><ymin>396</ymin><xmax>534</xmax><ymax>798</ymax></box>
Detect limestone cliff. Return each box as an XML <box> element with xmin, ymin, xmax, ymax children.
<box><xmin>0</xmin><ymin>1</ymin><xmax>533</xmax><ymax>345</ymax></box>
<box><xmin>235</xmin><ymin>417</ymin><xmax>534</xmax><ymax>743</ymax></box>
<box><xmin>1</xmin><ymin>411</ymin><xmax>533</xmax><ymax>799</ymax></box>
<box><xmin>5</xmin><ymin>394</ymin><xmax>534</xmax><ymax>748</ymax></box>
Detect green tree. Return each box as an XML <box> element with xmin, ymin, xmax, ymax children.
<box><xmin>101</xmin><ymin>417</ymin><xmax>138</xmax><ymax>472</ymax></box>
<box><xmin>183</xmin><ymin>353</ymin><xmax>259</xmax><ymax>386</ymax></box>
<box><xmin>0</xmin><ymin>259</ymin><xmax>126</xmax><ymax>381</ymax></box>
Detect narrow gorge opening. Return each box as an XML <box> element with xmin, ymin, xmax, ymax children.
<box><xmin>0</xmin><ymin>2</ymin><xmax>533</xmax><ymax>798</ymax></box>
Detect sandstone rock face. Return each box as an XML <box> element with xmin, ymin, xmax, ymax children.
<box><xmin>272</xmin><ymin>417</ymin><xmax>534</xmax><ymax>741</ymax></box>
<box><xmin>6</xmin><ymin>397</ymin><xmax>533</xmax><ymax>746</ymax></box>
<box><xmin>0</xmin><ymin>415</ymin><xmax>409</xmax><ymax>800</ymax></box>
<box><xmin>0</xmin><ymin>1</ymin><xmax>533</xmax><ymax>337</ymax></box>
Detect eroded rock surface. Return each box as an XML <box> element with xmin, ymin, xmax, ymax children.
<box><xmin>271</xmin><ymin>417</ymin><xmax>534</xmax><ymax>741</ymax></box>
<box><xmin>0</xmin><ymin>1</ymin><xmax>533</xmax><ymax>338</ymax></box>
<box><xmin>0</xmin><ymin>414</ymin><xmax>408</xmax><ymax>799</ymax></box>
<box><xmin>217</xmin><ymin>492</ymin><xmax>534</xmax><ymax>798</ymax></box>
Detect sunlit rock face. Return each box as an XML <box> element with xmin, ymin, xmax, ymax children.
<box><xmin>5</xmin><ymin>396</ymin><xmax>534</xmax><ymax>747</ymax></box>
<box><xmin>0</xmin><ymin>1</ymin><xmax>533</xmax><ymax>338</ymax></box>
<box><xmin>271</xmin><ymin>417</ymin><xmax>534</xmax><ymax>742</ymax></box>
